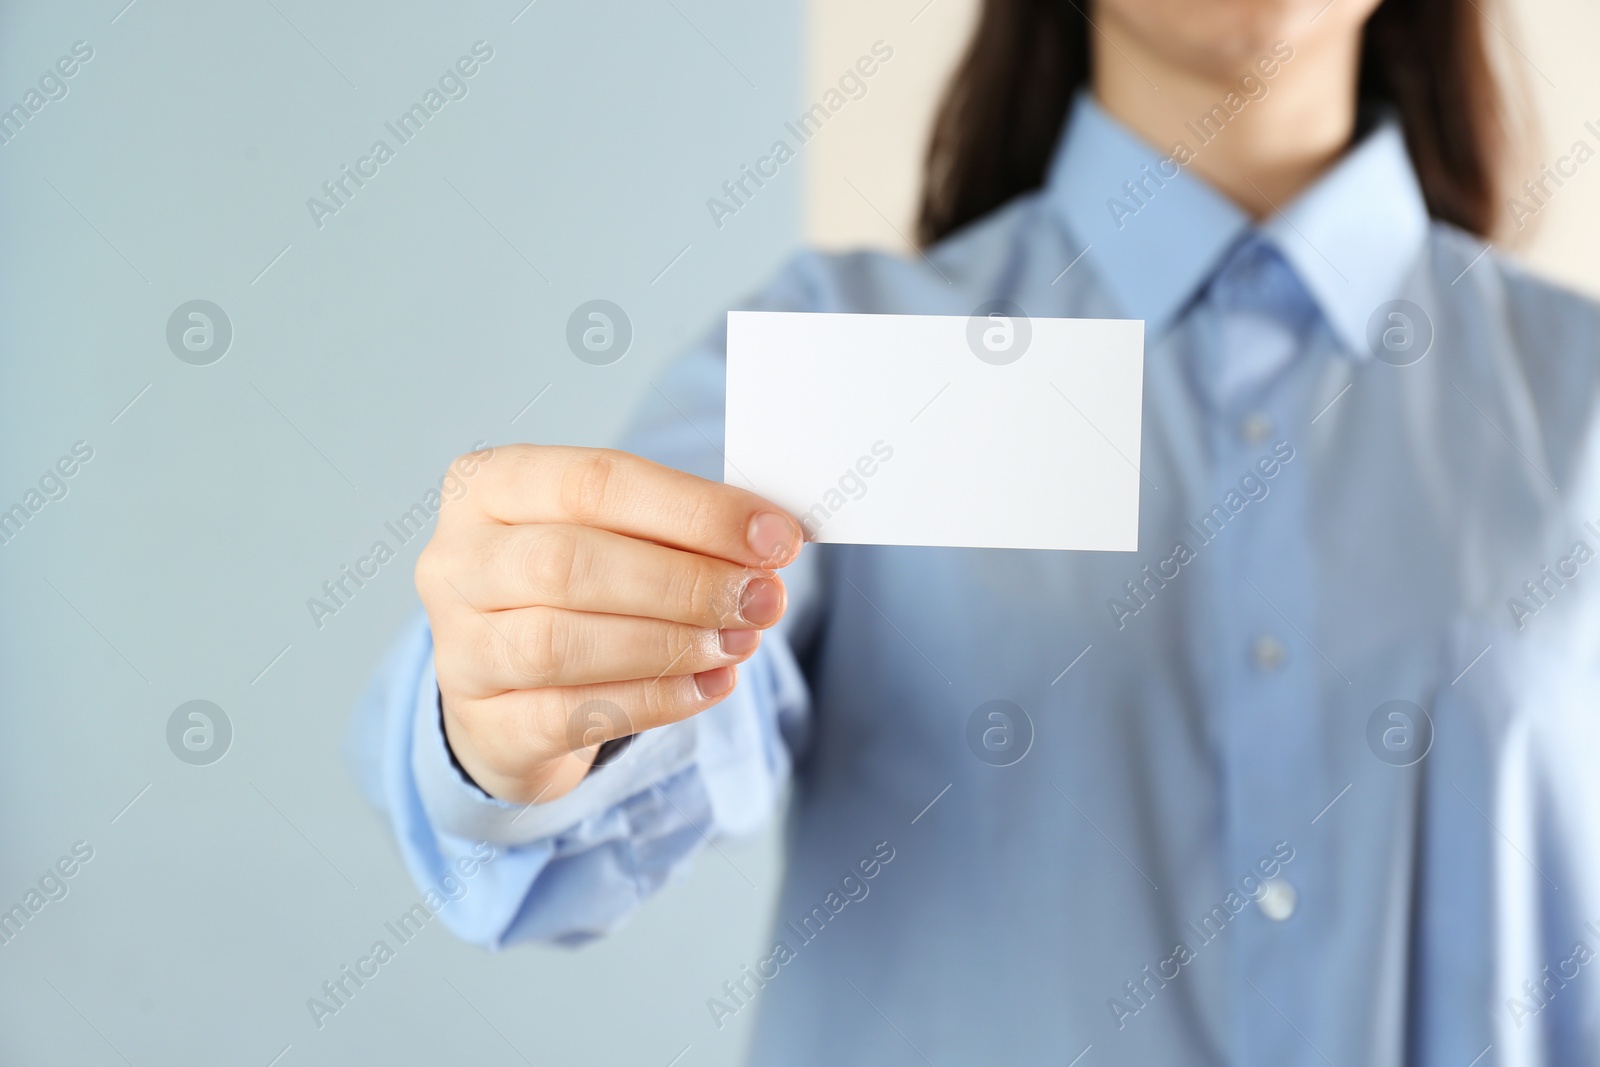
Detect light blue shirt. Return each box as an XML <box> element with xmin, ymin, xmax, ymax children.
<box><xmin>348</xmin><ymin>94</ymin><xmax>1600</xmax><ymax>1065</ymax></box>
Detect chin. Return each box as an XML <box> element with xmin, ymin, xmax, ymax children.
<box><xmin>1095</xmin><ymin>0</ymin><xmax>1380</xmax><ymax>75</ymax></box>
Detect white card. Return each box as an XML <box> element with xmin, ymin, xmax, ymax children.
<box><xmin>724</xmin><ymin>310</ymin><xmax>1145</xmax><ymax>552</ymax></box>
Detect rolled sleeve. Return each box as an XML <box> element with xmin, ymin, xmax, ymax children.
<box><xmin>347</xmin><ymin>597</ymin><xmax>812</xmax><ymax>947</ymax></box>
<box><xmin>410</xmin><ymin>649</ymin><xmax>702</xmax><ymax>846</ymax></box>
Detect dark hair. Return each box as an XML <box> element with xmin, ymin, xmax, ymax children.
<box><xmin>917</xmin><ymin>0</ymin><xmax>1514</xmax><ymax>246</ymax></box>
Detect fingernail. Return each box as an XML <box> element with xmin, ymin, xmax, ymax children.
<box><xmin>747</xmin><ymin>512</ymin><xmax>798</xmax><ymax>564</ymax></box>
<box><xmin>738</xmin><ymin>577</ymin><xmax>783</xmax><ymax>626</ymax></box>
<box><xmin>719</xmin><ymin>628</ymin><xmax>760</xmax><ymax>656</ymax></box>
<box><xmin>695</xmin><ymin>666</ymin><xmax>736</xmax><ymax>699</ymax></box>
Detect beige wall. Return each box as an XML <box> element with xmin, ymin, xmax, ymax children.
<box><xmin>801</xmin><ymin>0</ymin><xmax>975</xmax><ymax>251</ymax></box>
<box><xmin>805</xmin><ymin>0</ymin><xmax>1600</xmax><ymax>296</ymax></box>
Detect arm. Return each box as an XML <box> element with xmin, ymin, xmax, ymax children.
<box><xmin>346</xmin><ymin>286</ymin><xmax>826</xmax><ymax>947</ymax></box>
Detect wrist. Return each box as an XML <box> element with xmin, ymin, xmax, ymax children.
<box><xmin>440</xmin><ymin>697</ymin><xmax>594</xmax><ymax>806</ymax></box>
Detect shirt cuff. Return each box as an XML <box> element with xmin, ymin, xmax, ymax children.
<box><xmin>409</xmin><ymin>653</ymin><xmax>702</xmax><ymax>847</ymax></box>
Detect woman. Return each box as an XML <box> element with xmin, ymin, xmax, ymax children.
<box><xmin>351</xmin><ymin>0</ymin><xmax>1600</xmax><ymax>1062</ymax></box>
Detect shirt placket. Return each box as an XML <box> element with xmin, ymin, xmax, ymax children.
<box><xmin>1190</xmin><ymin>281</ymin><xmax>1332</xmax><ymax>1066</ymax></box>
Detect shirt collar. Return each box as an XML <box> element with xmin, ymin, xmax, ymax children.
<box><xmin>1046</xmin><ymin>91</ymin><xmax>1431</xmax><ymax>358</ymax></box>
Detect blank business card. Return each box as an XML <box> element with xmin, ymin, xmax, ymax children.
<box><xmin>724</xmin><ymin>310</ymin><xmax>1145</xmax><ymax>552</ymax></box>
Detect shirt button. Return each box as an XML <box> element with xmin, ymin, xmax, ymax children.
<box><xmin>1240</xmin><ymin>412</ymin><xmax>1273</xmax><ymax>444</ymax></box>
<box><xmin>1251</xmin><ymin>634</ymin><xmax>1288</xmax><ymax>672</ymax></box>
<box><xmin>1257</xmin><ymin>878</ymin><xmax>1297</xmax><ymax>921</ymax></box>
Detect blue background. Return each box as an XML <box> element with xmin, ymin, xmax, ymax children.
<box><xmin>0</xmin><ymin>1</ymin><xmax>799</xmax><ymax>1062</ymax></box>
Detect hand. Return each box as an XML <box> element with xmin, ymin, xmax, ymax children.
<box><xmin>415</xmin><ymin>445</ymin><xmax>803</xmax><ymax>805</ymax></box>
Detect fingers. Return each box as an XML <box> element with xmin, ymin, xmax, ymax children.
<box><xmin>431</xmin><ymin>523</ymin><xmax>788</xmax><ymax>627</ymax></box>
<box><xmin>420</xmin><ymin>443</ymin><xmax>800</xmax><ymax>806</ymax></box>
<box><xmin>445</xmin><ymin>667</ymin><xmax>742</xmax><ymax>773</ymax></box>
<box><xmin>435</xmin><ymin>604</ymin><xmax>764</xmax><ymax>694</ymax></box>
<box><xmin>473</xmin><ymin>446</ymin><xmax>803</xmax><ymax>569</ymax></box>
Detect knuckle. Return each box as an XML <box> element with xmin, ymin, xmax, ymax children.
<box><xmin>524</xmin><ymin>690</ymin><xmax>569</xmax><ymax>749</ymax></box>
<box><xmin>676</xmin><ymin>559</ymin><xmax>718</xmax><ymax>624</ymax></box>
<box><xmin>513</xmin><ymin>607</ymin><xmax>568</xmax><ymax>684</ymax></box>
<box><xmin>481</xmin><ymin>626</ymin><xmax>521</xmax><ymax>686</ymax></box>
<box><xmin>698</xmin><ymin>563</ymin><xmax>746</xmax><ymax>628</ymax></box>
<box><xmin>686</xmin><ymin>628</ymin><xmax>722</xmax><ymax>670</ymax></box>
<box><xmin>646</xmin><ymin>674</ymin><xmax>698</xmax><ymax>722</ymax></box>
<box><xmin>468</xmin><ymin>623</ymin><xmax>506</xmax><ymax>682</ymax></box>
<box><xmin>637</xmin><ymin>680</ymin><xmax>676</xmax><ymax>724</ymax></box>
<box><xmin>413</xmin><ymin>541</ymin><xmax>447</xmax><ymax>600</ymax></box>
<box><xmin>473</xmin><ymin>526</ymin><xmax>504</xmax><ymax>575</ymax></box>
<box><xmin>558</xmin><ymin>449</ymin><xmax>621</xmax><ymax>526</ymax></box>
<box><xmin>522</xmin><ymin>526</ymin><xmax>583</xmax><ymax>605</ymax></box>
<box><xmin>656</xmin><ymin>621</ymin><xmax>689</xmax><ymax>667</ymax></box>
<box><xmin>679</xmin><ymin>488</ymin><xmax>727</xmax><ymax>549</ymax></box>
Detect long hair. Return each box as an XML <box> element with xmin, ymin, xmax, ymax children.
<box><xmin>916</xmin><ymin>0</ymin><xmax>1515</xmax><ymax>246</ymax></box>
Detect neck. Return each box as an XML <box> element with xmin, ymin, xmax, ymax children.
<box><xmin>1091</xmin><ymin>23</ymin><xmax>1362</xmax><ymax>219</ymax></box>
